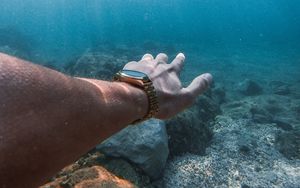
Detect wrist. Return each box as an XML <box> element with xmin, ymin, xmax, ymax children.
<box><xmin>113</xmin><ymin>82</ymin><xmax>149</xmax><ymax>123</ymax></box>
<box><xmin>113</xmin><ymin>70</ymin><xmax>159</xmax><ymax>123</ymax></box>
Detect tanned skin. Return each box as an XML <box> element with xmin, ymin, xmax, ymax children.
<box><xmin>0</xmin><ymin>52</ymin><xmax>212</xmax><ymax>187</ymax></box>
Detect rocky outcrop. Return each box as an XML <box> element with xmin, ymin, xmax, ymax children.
<box><xmin>41</xmin><ymin>166</ymin><xmax>137</xmax><ymax>188</ymax></box>
<box><xmin>166</xmin><ymin>93</ymin><xmax>220</xmax><ymax>156</ymax></box>
<box><xmin>41</xmin><ymin>152</ymin><xmax>152</xmax><ymax>188</ymax></box>
<box><xmin>96</xmin><ymin>119</ymin><xmax>169</xmax><ymax>179</ymax></box>
<box><xmin>163</xmin><ymin>90</ymin><xmax>300</xmax><ymax>188</ymax></box>
<box><xmin>275</xmin><ymin>129</ymin><xmax>300</xmax><ymax>160</ymax></box>
<box><xmin>163</xmin><ymin>108</ymin><xmax>300</xmax><ymax>188</ymax></box>
<box><xmin>238</xmin><ymin>79</ymin><xmax>263</xmax><ymax>96</ymax></box>
<box><xmin>64</xmin><ymin>51</ymin><xmax>127</xmax><ymax>80</ymax></box>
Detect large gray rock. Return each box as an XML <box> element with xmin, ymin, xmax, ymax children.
<box><xmin>275</xmin><ymin>129</ymin><xmax>300</xmax><ymax>160</ymax></box>
<box><xmin>96</xmin><ymin>119</ymin><xmax>169</xmax><ymax>179</ymax></box>
<box><xmin>166</xmin><ymin>95</ymin><xmax>219</xmax><ymax>156</ymax></box>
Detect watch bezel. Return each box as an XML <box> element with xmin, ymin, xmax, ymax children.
<box><xmin>118</xmin><ymin>70</ymin><xmax>150</xmax><ymax>81</ymax></box>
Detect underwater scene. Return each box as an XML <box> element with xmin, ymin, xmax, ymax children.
<box><xmin>0</xmin><ymin>0</ymin><xmax>300</xmax><ymax>187</ymax></box>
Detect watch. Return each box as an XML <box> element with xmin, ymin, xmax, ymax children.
<box><xmin>113</xmin><ymin>69</ymin><xmax>159</xmax><ymax>124</ymax></box>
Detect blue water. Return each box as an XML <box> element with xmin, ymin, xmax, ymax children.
<box><xmin>1</xmin><ymin>0</ymin><xmax>300</xmax><ymax>62</ymax></box>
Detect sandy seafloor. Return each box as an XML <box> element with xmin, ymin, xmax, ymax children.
<box><xmin>162</xmin><ymin>44</ymin><xmax>300</xmax><ymax>188</ymax></box>
<box><xmin>1</xmin><ymin>41</ymin><xmax>300</xmax><ymax>188</ymax></box>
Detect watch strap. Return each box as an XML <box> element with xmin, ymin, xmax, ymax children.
<box><xmin>113</xmin><ymin>71</ymin><xmax>159</xmax><ymax>124</ymax></box>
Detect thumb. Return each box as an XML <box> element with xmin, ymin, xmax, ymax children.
<box><xmin>184</xmin><ymin>73</ymin><xmax>213</xmax><ymax>97</ymax></box>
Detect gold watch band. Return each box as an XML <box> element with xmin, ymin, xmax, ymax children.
<box><xmin>113</xmin><ymin>71</ymin><xmax>159</xmax><ymax>124</ymax></box>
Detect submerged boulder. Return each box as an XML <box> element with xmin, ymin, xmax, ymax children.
<box><xmin>64</xmin><ymin>50</ymin><xmax>127</xmax><ymax>80</ymax></box>
<box><xmin>96</xmin><ymin>119</ymin><xmax>169</xmax><ymax>179</ymax></box>
<box><xmin>166</xmin><ymin>94</ymin><xmax>220</xmax><ymax>156</ymax></box>
<box><xmin>275</xmin><ymin>129</ymin><xmax>300</xmax><ymax>160</ymax></box>
<box><xmin>238</xmin><ymin>79</ymin><xmax>263</xmax><ymax>96</ymax></box>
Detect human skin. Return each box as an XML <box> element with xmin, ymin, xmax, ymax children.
<box><xmin>0</xmin><ymin>52</ymin><xmax>212</xmax><ymax>187</ymax></box>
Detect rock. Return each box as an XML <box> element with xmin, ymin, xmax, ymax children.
<box><xmin>41</xmin><ymin>166</ymin><xmax>137</xmax><ymax>188</ymax></box>
<box><xmin>292</xmin><ymin>105</ymin><xmax>300</xmax><ymax>120</ymax></box>
<box><xmin>211</xmin><ymin>86</ymin><xmax>226</xmax><ymax>104</ymax></box>
<box><xmin>238</xmin><ymin>145</ymin><xmax>251</xmax><ymax>155</ymax></box>
<box><xmin>166</xmin><ymin>96</ymin><xmax>219</xmax><ymax>156</ymax></box>
<box><xmin>197</xmin><ymin>95</ymin><xmax>221</xmax><ymax>122</ymax></box>
<box><xmin>101</xmin><ymin>158</ymin><xmax>151</xmax><ymax>187</ymax></box>
<box><xmin>275</xmin><ymin>129</ymin><xmax>300</xmax><ymax>159</ymax></box>
<box><xmin>238</xmin><ymin>79</ymin><xmax>263</xmax><ymax>96</ymax></box>
<box><xmin>64</xmin><ymin>51</ymin><xmax>126</xmax><ymax>80</ymax></box>
<box><xmin>270</xmin><ymin>81</ymin><xmax>290</xmax><ymax>95</ymax></box>
<box><xmin>45</xmin><ymin>151</ymin><xmax>151</xmax><ymax>188</ymax></box>
<box><xmin>241</xmin><ymin>184</ymin><xmax>251</xmax><ymax>188</ymax></box>
<box><xmin>166</xmin><ymin>109</ymin><xmax>212</xmax><ymax>156</ymax></box>
<box><xmin>96</xmin><ymin>119</ymin><xmax>169</xmax><ymax>179</ymax></box>
<box><xmin>163</xmin><ymin>115</ymin><xmax>300</xmax><ymax>188</ymax></box>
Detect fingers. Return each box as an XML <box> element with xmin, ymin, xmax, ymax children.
<box><xmin>139</xmin><ymin>53</ymin><xmax>186</xmax><ymax>74</ymax></box>
<box><xmin>141</xmin><ymin>54</ymin><xmax>154</xmax><ymax>61</ymax></box>
<box><xmin>183</xmin><ymin>73</ymin><xmax>213</xmax><ymax>98</ymax></box>
<box><xmin>155</xmin><ymin>53</ymin><xmax>168</xmax><ymax>64</ymax></box>
<box><xmin>171</xmin><ymin>53</ymin><xmax>185</xmax><ymax>73</ymax></box>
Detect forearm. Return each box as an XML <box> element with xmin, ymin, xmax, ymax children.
<box><xmin>0</xmin><ymin>53</ymin><xmax>148</xmax><ymax>187</ymax></box>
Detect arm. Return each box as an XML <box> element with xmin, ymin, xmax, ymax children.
<box><xmin>0</xmin><ymin>52</ymin><xmax>212</xmax><ymax>187</ymax></box>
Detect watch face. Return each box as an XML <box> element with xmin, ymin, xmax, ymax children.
<box><xmin>121</xmin><ymin>70</ymin><xmax>147</xmax><ymax>79</ymax></box>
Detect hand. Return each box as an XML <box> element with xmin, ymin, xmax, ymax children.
<box><xmin>123</xmin><ymin>53</ymin><xmax>213</xmax><ymax>119</ymax></box>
